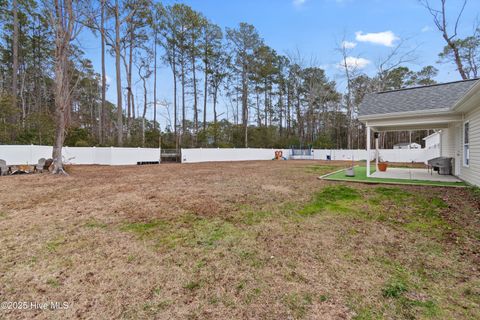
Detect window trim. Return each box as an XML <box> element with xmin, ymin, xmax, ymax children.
<box><xmin>463</xmin><ymin>121</ymin><xmax>470</xmax><ymax>167</ymax></box>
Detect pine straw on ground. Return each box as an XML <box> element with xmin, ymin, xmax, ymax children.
<box><xmin>0</xmin><ymin>160</ymin><xmax>479</xmax><ymax>319</ymax></box>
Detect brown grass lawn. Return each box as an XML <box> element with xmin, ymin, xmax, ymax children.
<box><xmin>0</xmin><ymin>161</ymin><xmax>479</xmax><ymax>319</ymax></box>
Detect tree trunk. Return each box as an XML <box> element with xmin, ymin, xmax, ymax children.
<box><xmin>172</xmin><ymin>45</ymin><xmax>178</xmax><ymax>150</ymax></box>
<box><xmin>129</xmin><ymin>32</ymin><xmax>135</xmax><ymax>120</ymax></box>
<box><xmin>142</xmin><ymin>76</ymin><xmax>147</xmax><ymax>147</ymax></box>
<box><xmin>296</xmin><ymin>95</ymin><xmax>302</xmax><ymax>140</ymax></box>
<box><xmin>264</xmin><ymin>80</ymin><xmax>268</xmax><ymax>127</ymax></box>
<box><xmin>153</xmin><ymin>29</ymin><xmax>158</xmax><ymax>132</ymax></box>
<box><xmin>99</xmin><ymin>0</ymin><xmax>106</xmax><ymax>144</ymax></box>
<box><xmin>12</xmin><ymin>0</ymin><xmax>19</xmax><ymax>118</ymax></box>
<box><xmin>51</xmin><ymin>0</ymin><xmax>75</xmax><ymax>174</ymax></box>
<box><xmin>445</xmin><ymin>36</ymin><xmax>468</xmax><ymax>80</ymax></box>
<box><xmin>192</xmin><ymin>52</ymin><xmax>198</xmax><ymax>144</ymax></box>
<box><xmin>203</xmin><ymin>60</ymin><xmax>208</xmax><ymax>133</ymax></box>
<box><xmin>286</xmin><ymin>84</ymin><xmax>291</xmax><ymax>135</ymax></box>
<box><xmin>181</xmin><ymin>58</ymin><xmax>186</xmax><ymax>144</ymax></box>
<box><xmin>279</xmin><ymin>90</ymin><xmax>284</xmax><ymax>136</ymax></box>
<box><xmin>242</xmin><ymin>66</ymin><xmax>248</xmax><ymax>147</ymax></box>
<box><xmin>256</xmin><ymin>91</ymin><xmax>261</xmax><ymax>126</ymax></box>
<box><xmin>115</xmin><ymin>0</ymin><xmax>123</xmax><ymax>146</ymax></box>
<box><xmin>213</xmin><ymin>87</ymin><xmax>218</xmax><ymax>145</ymax></box>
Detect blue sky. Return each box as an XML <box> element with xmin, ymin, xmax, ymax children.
<box><xmin>76</xmin><ymin>0</ymin><xmax>480</xmax><ymax>128</ymax></box>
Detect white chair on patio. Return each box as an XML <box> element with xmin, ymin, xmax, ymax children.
<box><xmin>35</xmin><ymin>158</ymin><xmax>46</xmax><ymax>173</ymax></box>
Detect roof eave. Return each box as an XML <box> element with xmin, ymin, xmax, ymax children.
<box><xmin>452</xmin><ymin>79</ymin><xmax>480</xmax><ymax>112</ymax></box>
<box><xmin>358</xmin><ymin>108</ymin><xmax>452</xmax><ymax>122</ymax></box>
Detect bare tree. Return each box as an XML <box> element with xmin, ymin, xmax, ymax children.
<box><xmin>420</xmin><ymin>0</ymin><xmax>469</xmax><ymax>79</ymax></box>
<box><xmin>375</xmin><ymin>38</ymin><xmax>419</xmax><ymax>90</ymax></box>
<box><xmin>336</xmin><ymin>37</ymin><xmax>361</xmax><ymax>149</ymax></box>
<box><xmin>160</xmin><ymin>4</ymin><xmax>180</xmax><ymax>149</ymax></box>
<box><xmin>46</xmin><ymin>0</ymin><xmax>85</xmax><ymax>174</ymax></box>
<box><xmin>99</xmin><ymin>0</ymin><xmax>106</xmax><ymax>144</ymax></box>
<box><xmin>136</xmin><ymin>53</ymin><xmax>152</xmax><ymax>147</ymax></box>
<box><xmin>114</xmin><ymin>0</ymin><xmax>123</xmax><ymax>145</ymax></box>
<box><xmin>226</xmin><ymin>23</ymin><xmax>262</xmax><ymax>147</ymax></box>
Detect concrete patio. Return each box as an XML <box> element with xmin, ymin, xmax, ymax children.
<box><xmin>371</xmin><ymin>167</ymin><xmax>462</xmax><ymax>182</ymax></box>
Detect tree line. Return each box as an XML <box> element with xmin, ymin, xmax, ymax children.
<box><xmin>0</xmin><ymin>0</ymin><xmax>478</xmax><ymax>172</ymax></box>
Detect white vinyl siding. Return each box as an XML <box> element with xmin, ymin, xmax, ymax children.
<box><xmin>440</xmin><ymin>127</ymin><xmax>456</xmax><ymax>158</ymax></box>
<box><xmin>459</xmin><ymin>106</ymin><xmax>480</xmax><ymax>186</ymax></box>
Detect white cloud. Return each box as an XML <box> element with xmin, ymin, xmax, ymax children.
<box><xmin>338</xmin><ymin>56</ymin><xmax>371</xmax><ymax>70</ymax></box>
<box><xmin>293</xmin><ymin>0</ymin><xmax>307</xmax><ymax>7</ymax></box>
<box><xmin>355</xmin><ymin>30</ymin><xmax>399</xmax><ymax>47</ymax></box>
<box><xmin>342</xmin><ymin>41</ymin><xmax>357</xmax><ymax>49</ymax></box>
<box><xmin>421</xmin><ymin>25</ymin><xmax>432</xmax><ymax>33</ymax></box>
<box><xmin>105</xmin><ymin>75</ymin><xmax>112</xmax><ymax>85</ymax></box>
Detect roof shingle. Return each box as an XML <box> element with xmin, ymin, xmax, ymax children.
<box><xmin>358</xmin><ymin>79</ymin><xmax>478</xmax><ymax>117</ymax></box>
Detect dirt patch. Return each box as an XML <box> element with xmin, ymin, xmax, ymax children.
<box><xmin>0</xmin><ymin>160</ymin><xmax>478</xmax><ymax>319</ymax></box>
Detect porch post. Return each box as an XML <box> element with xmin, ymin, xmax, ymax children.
<box><xmin>375</xmin><ymin>132</ymin><xmax>379</xmax><ymax>171</ymax></box>
<box><xmin>366</xmin><ymin>126</ymin><xmax>371</xmax><ymax>177</ymax></box>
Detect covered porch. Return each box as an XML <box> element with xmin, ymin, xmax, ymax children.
<box><xmin>364</xmin><ymin>111</ymin><xmax>463</xmax><ymax>181</ymax></box>
<box><xmin>370</xmin><ymin>167</ymin><xmax>462</xmax><ymax>182</ymax></box>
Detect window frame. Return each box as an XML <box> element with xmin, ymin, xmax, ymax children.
<box><xmin>463</xmin><ymin>121</ymin><xmax>470</xmax><ymax>167</ymax></box>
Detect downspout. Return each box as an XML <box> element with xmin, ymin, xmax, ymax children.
<box><xmin>366</xmin><ymin>125</ymin><xmax>371</xmax><ymax>177</ymax></box>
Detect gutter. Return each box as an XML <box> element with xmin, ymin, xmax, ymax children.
<box><xmin>358</xmin><ymin>108</ymin><xmax>452</xmax><ymax>121</ymax></box>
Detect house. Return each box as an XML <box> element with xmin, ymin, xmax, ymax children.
<box><xmin>393</xmin><ymin>142</ymin><xmax>421</xmax><ymax>149</ymax></box>
<box><xmin>358</xmin><ymin>79</ymin><xmax>480</xmax><ymax>186</ymax></box>
<box><xmin>423</xmin><ymin>131</ymin><xmax>441</xmax><ymax>149</ymax></box>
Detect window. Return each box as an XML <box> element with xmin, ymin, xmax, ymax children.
<box><xmin>464</xmin><ymin>121</ymin><xmax>469</xmax><ymax>166</ymax></box>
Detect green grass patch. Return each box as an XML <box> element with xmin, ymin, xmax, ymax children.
<box><xmin>191</xmin><ymin>219</ymin><xmax>239</xmax><ymax>247</ymax></box>
<box><xmin>468</xmin><ymin>186</ymin><xmax>480</xmax><ymax>199</ymax></box>
<box><xmin>283</xmin><ymin>292</ymin><xmax>313</xmax><ymax>319</ymax></box>
<box><xmin>46</xmin><ymin>278</ymin><xmax>60</xmax><ymax>288</ymax></box>
<box><xmin>46</xmin><ymin>237</ymin><xmax>65</xmax><ymax>253</ymax></box>
<box><xmin>382</xmin><ymin>280</ymin><xmax>408</xmax><ymax>298</ymax></box>
<box><xmin>237</xmin><ymin>249</ymin><xmax>264</xmax><ymax>268</ymax></box>
<box><xmin>300</xmin><ymin>185</ymin><xmax>360</xmax><ymax>215</ymax></box>
<box><xmin>244</xmin><ymin>287</ymin><xmax>262</xmax><ymax>304</ymax></box>
<box><xmin>183</xmin><ymin>280</ymin><xmax>201</xmax><ymax>291</ymax></box>
<box><xmin>405</xmin><ymin>197</ymin><xmax>449</xmax><ymax>234</ymax></box>
<box><xmin>366</xmin><ymin>187</ymin><xmax>450</xmax><ymax>236</ymax></box>
<box><xmin>305</xmin><ymin>165</ymin><xmax>339</xmax><ymax>174</ymax></box>
<box><xmin>374</xmin><ymin>186</ymin><xmax>412</xmax><ymax>200</ymax></box>
<box><xmin>84</xmin><ymin>219</ymin><xmax>108</xmax><ymax>229</ymax></box>
<box><xmin>374</xmin><ymin>258</ymin><xmax>442</xmax><ymax>318</ymax></box>
<box><xmin>352</xmin><ymin>308</ymin><xmax>383</xmax><ymax>320</ymax></box>
<box><xmin>239</xmin><ymin>209</ymin><xmax>272</xmax><ymax>225</ymax></box>
<box><xmin>299</xmin><ymin>184</ymin><xmax>451</xmax><ymax>238</ymax></box>
<box><xmin>121</xmin><ymin>215</ymin><xmax>245</xmax><ymax>250</ymax></box>
<box><xmin>121</xmin><ymin>220</ymin><xmax>169</xmax><ymax>238</ymax></box>
<box><xmin>142</xmin><ymin>300</ymin><xmax>170</xmax><ymax>313</ymax></box>
<box><xmin>323</xmin><ymin>166</ymin><xmax>467</xmax><ymax>187</ymax></box>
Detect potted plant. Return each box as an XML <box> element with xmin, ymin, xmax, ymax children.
<box><xmin>377</xmin><ymin>156</ymin><xmax>388</xmax><ymax>172</ymax></box>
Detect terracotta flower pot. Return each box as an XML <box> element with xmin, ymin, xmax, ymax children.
<box><xmin>378</xmin><ymin>162</ymin><xmax>388</xmax><ymax>172</ymax></box>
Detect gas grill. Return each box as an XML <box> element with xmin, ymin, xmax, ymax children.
<box><xmin>427</xmin><ymin>157</ymin><xmax>453</xmax><ymax>175</ymax></box>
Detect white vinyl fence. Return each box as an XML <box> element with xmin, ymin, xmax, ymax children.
<box><xmin>312</xmin><ymin>148</ymin><xmax>440</xmax><ymax>163</ymax></box>
<box><xmin>0</xmin><ymin>145</ymin><xmax>440</xmax><ymax>166</ymax></box>
<box><xmin>181</xmin><ymin>148</ymin><xmax>440</xmax><ymax>164</ymax></box>
<box><xmin>181</xmin><ymin>148</ymin><xmax>291</xmax><ymax>163</ymax></box>
<box><xmin>0</xmin><ymin>145</ymin><xmax>160</xmax><ymax>165</ymax></box>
